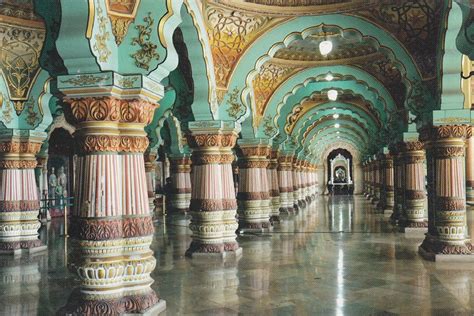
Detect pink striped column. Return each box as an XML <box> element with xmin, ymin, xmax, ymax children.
<box><xmin>420</xmin><ymin>125</ymin><xmax>472</xmax><ymax>258</ymax></box>
<box><xmin>268</xmin><ymin>150</ymin><xmax>280</xmax><ymax>223</ymax></box>
<box><xmin>466</xmin><ymin>135</ymin><xmax>474</xmax><ymax>205</ymax></box>
<box><xmin>237</xmin><ymin>145</ymin><xmax>272</xmax><ymax>232</ymax></box>
<box><xmin>168</xmin><ymin>156</ymin><xmax>191</xmax><ymax>220</ymax></box>
<box><xmin>278</xmin><ymin>155</ymin><xmax>294</xmax><ymax>214</ymax></box>
<box><xmin>0</xmin><ymin>138</ymin><xmax>45</xmax><ymax>254</ymax></box>
<box><xmin>61</xmin><ymin>96</ymin><xmax>162</xmax><ymax>314</ymax></box>
<box><xmin>186</xmin><ymin>124</ymin><xmax>240</xmax><ymax>257</ymax></box>
<box><xmin>391</xmin><ymin>148</ymin><xmax>405</xmax><ymax>222</ymax></box>
<box><xmin>292</xmin><ymin>158</ymin><xmax>301</xmax><ymax>210</ymax></box>
<box><xmin>399</xmin><ymin>141</ymin><xmax>428</xmax><ymax>230</ymax></box>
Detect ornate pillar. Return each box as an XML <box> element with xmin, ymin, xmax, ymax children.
<box><xmin>60</xmin><ymin>95</ymin><xmax>163</xmax><ymax>313</ymax></box>
<box><xmin>399</xmin><ymin>141</ymin><xmax>428</xmax><ymax>231</ymax></box>
<box><xmin>35</xmin><ymin>155</ymin><xmax>49</xmax><ymax>222</ymax></box>
<box><xmin>278</xmin><ymin>155</ymin><xmax>294</xmax><ymax>214</ymax></box>
<box><xmin>366</xmin><ymin>160</ymin><xmax>373</xmax><ymax>200</ymax></box>
<box><xmin>420</xmin><ymin>125</ymin><xmax>473</xmax><ymax>259</ymax></box>
<box><xmin>186</xmin><ymin>121</ymin><xmax>240</xmax><ymax>258</ymax></box>
<box><xmin>0</xmin><ymin>135</ymin><xmax>46</xmax><ymax>254</ymax></box>
<box><xmin>237</xmin><ymin>143</ymin><xmax>271</xmax><ymax>233</ymax></box>
<box><xmin>377</xmin><ymin>154</ymin><xmax>394</xmax><ymax>214</ymax></box>
<box><xmin>391</xmin><ymin>148</ymin><xmax>405</xmax><ymax>222</ymax></box>
<box><xmin>168</xmin><ymin>155</ymin><xmax>192</xmax><ymax>223</ymax></box>
<box><xmin>371</xmin><ymin>158</ymin><xmax>380</xmax><ymax>204</ymax></box>
<box><xmin>268</xmin><ymin>150</ymin><xmax>280</xmax><ymax>223</ymax></box>
<box><xmin>466</xmin><ymin>135</ymin><xmax>474</xmax><ymax>205</ymax></box>
<box><xmin>144</xmin><ymin>152</ymin><xmax>157</xmax><ymax>214</ymax></box>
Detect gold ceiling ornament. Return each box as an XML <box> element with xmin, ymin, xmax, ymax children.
<box><xmin>0</xmin><ymin>22</ymin><xmax>44</xmax><ymax>116</ymax></box>
<box><xmin>25</xmin><ymin>95</ymin><xmax>39</xmax><ymax>127</ymax></box>
<box><xmin>105</xmin><ymin>0</ymin><xmax>141</xmax><ymax>46</ymax></box>
<box><xmin>131</xmin><ymin>12</ymin><xmax>160</xmax><ymax>70</ymax></box>
<box><xmin>209</xmin><ymin>0</ymin><xmax>377</xmax><ymax>16</ymax></box>
<box><xmin>93</xmin><ymin>6</ymin><xmax>112</xmax><ymax>62</ymax></box>
<box><xmin>262</xmin><ymin>115</ymin><xmax>276</xmax><ymax>137</ymax></box>
<box><xmin>205</xmin><ymin>2</ymin><xmax>284</xmax><ymax>89</ymax></box>
<box><xmin>252</xmin><ymin>61</ymin><xmax>301</xmax><ymax>125</ymax></box>
<box><xmin>0</xmin><ymin>92</ymin><xmax>13</xmax><ymax>124</ymax></box>
<box><xmin>60</xmin><ymin>74</ymin><xmax>108</xmax><ymax>87</ymax></box>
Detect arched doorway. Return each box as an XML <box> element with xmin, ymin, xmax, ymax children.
<box><xmin>327</xmin><ymin>149</ymin><xmax>353</xmax><ymax>195</ymax></box>
<box><xmin>47</xmin><ymin>128</ymin><xmax>75</xmax><ymax>218</ymax></box>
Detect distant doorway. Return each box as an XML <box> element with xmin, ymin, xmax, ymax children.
<box><xmin>327</xmin><ymin>149</ymin><xmax>353</xmax><ymax>195</ymax></box>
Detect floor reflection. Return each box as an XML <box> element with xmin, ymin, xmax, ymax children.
<box><xmin>0</xmin><ymin>196</ymin><xmax>473</xmax><ymax>314</ymax></box>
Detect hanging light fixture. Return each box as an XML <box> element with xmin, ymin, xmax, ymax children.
<box><xmin>333</xmin><ymin>113</ymin><xmax>340</xmax><ymax>119</ymax></box>
<box><xmin>325</xmin><ymin>73</ymin><xmax>334</xmax><ymax>81</ymax></box>
<box><xmin>335</xmin><ymin>123</ymin><xmax>340</xmax><ymax>128</ymax></box>
<box><xmin>328</xmin><ymin>89</ymin><xmax>338</xmax><ymax>101</ymax></box>
<box><xmin>319</xmin><ymin>25</ymin><xmax>333</xmax><ymax>56</ymax></box>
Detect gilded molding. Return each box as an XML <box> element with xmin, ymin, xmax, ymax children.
<box><xmin>187</xmin><ymin>133</ymin><xmax>237</xmax><ymax>149</ymax></box>
<box><xmin>77</xmin><ymin>135</ymin><xmax>149</xmax><ymax>154</ymax></box>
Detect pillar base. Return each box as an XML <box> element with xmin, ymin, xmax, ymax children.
<box><xmin>237</xmin><ymin>224</ymin><xmax>272</xmax><ymax>234</ymax></box>
<box><xmin>58</xmin><ymin>288</ymin><xmax>163</xmax><ymax>316</ymax></box>
<box><xmin>279</xmin><ymin>207</ymin><xmax>295</xmax><ymax>215</ymax></box>
<box><xmin>0</xmin><ymin>241</ymin><xmax>47</xmax><ymax>255</ymax></box>
<box><xmin>270</xmin><ymin>215</ymin><xmax>280</xmax><ymax>224</ymax></box>
<box><xmin>186</xmin><ymin>247</ymin><xmax>242</xmax><ymax>261</ymax></box>
<box><xmin>418</xmin><ymin>245</ymin><xmax>474</xmax><ymax>262</ymax></box>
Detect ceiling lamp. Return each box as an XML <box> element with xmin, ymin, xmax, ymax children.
<box><xmin>325</xmin><ymin>73</ymin><xmax>334</xmax><ymax>81</ymax></box>
<box><xmin>335</xmin><ymin>123</ymin><xmax>340</xmax><ymax>128</ymax></box>
<box><xmin>328</xmin><ymin>89</ymin><xmax>338</xmax><ymax>101</ymax></box>
<box><xmin>336</xmin><ymin>131</ymin><xmax>340</xmax><ymax>134</ymax></box>
<box><xmin>333</xmin><ymin>113</ymin><xmax>339</xmax><ymax>119</ymax></box>
<box><xmin>319</xmin><ymin>40</ymin><xmax>333</xmax><ymax>56</ymax></box>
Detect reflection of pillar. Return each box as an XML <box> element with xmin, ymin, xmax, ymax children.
<box><xmin>61</xmin><ymin>96</ymin><xmax>163</xmax><ymax>314</ymax></box>
<box><xmin>144</xmin><ymin>152</ymin><xmax>157</xmax><ymax>214</ymax></box>
<box><xmin>420</xmin><ymin>125</ymin><xmax>472</xmax><ymax>258</ymax></box>
<box><xmin>399</xmin><ymin>141</ymin><xmax>428</xmax><ymax>230</ymax></box>
<box><xmin>268</xmin><ymin>150</ymin><xmax>280</xmax><ymax>222</ymax></box>
<box><xmin>168</xmin><ymin>155</ymin><xmax>191</xmax><ymax>221</ymax></box>
<box><xmin>278</xmin><ymin>155</ymin><xmax>294</xmax><ymax>214</ymax></box>
<box><xmin>237</xmin><ymin>144</ymin><xmax>271</xmax><ymax>232</ymax></box>
<box><xmin>186</xmin><ymin>122</ymin><xmax>240</xmax><ymax>257</ymax></box>
<box><xmin>0</xmin><ymin>136</ymin><xmax>46</xmax><ymax>254</ymax></box>
<box><xmin>466</xmin><ymin>135</ymin><xmax>474</xmax><ymax>205</ymax></box>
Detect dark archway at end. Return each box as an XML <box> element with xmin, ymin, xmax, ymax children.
<box><xmin>327</xmin><ymin>148</ymin><xmax>353</xmax><ymax>195</ymax></box>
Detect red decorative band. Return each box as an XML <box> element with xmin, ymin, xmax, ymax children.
<box><xmin>190</xmin><ymin>199</ymin><xmax>223</xmax><ymax>212</ymax></box>
<box><xmin>405</xmin><ymin>190</ymin><xmax>425</xmax><ymax>200</ymax></box>
<box><xmin>69</xmin><ymin>216</ymin><xmax>154</xmax><ymax>241</ymax></box>
<box><xmin>0</xmin><ymin>200</ymin><xmax>40</xmax><ymax>212</ymax></box>
<box><xmin>270</xmin><ymin>189</ymin><xmax>279</xmax><ymax>197</ymax></box>
<box><xmin>436</xmin><ymin>197</ymin><xmax>465</xmax><ymax>211</ymax></box>
<box><xmin>222</xmin><ymin>199</ymin><xmax>237</xmax><ymax>210</ymax></box>
<box><xmin>279</xmin><ymin>187</ymin><xmax>293</xmax><ymax>193</ymax></box>
<box><xmin>466</xmin><ymin>180</ymin><xmax>474</xmax><ymax>188</ymax></box>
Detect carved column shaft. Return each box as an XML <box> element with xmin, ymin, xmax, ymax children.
<box><xmin>186</xmin><ymin>129</ymin><xmax>239</xmax><ymax>256</ymax></box>
<box><xmin>391</xmin><ymin>150</ymin><xmax>404</xmax><ymax>221</ymax></box>
<box><xmin>278</xmin><ymin>155</ymin><xmax>294</xmax><ymax>214</ymax></box>
<box><xmin>144</xmin><ymin>152</ymin><xmax>157</xmax><ymax>213</ymax></box>
<box><xmin>168</xmin><ymin>156</ymin><xmax>192</xmax><ymax>216</ymax></box>
<box><xmin>400</xmin><ymin>141</ymin><xmax>427</xmax><ymax>228</ymax></box>
<box><xmin>420</xmin><ymin>125</ymin><xmax>472</xmax><ymax>255</ymax></box>
<box><xmin>371</xmin><ymin>159</ymin><xmax>381</xmax><ymax>204</ymax></box>
<box><xmin>237</xmin><ymin>145</ymin><xmax>271</xmax><ymax>232</ymax></box>
<box><xmin>0</xmin><ymin>138</ymin><xmax>45</xmax><ymax>253</ymax></box>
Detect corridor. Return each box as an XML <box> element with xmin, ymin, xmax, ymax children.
<box><xmin>2</xmin><ymin>196</ymin><xmax>473</xmax><ymax>315</ymax></box>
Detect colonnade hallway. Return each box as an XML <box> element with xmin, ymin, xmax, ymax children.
<box><xmin>0</xmin><ymin>196</ymin><xmax>473</xmax><ymax>315</ymax></box>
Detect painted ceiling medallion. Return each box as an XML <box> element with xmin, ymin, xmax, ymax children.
<box><xmin>105</xmin><ymin>0</ymin><xmax>140</xmax><ymax>46</ymax></box>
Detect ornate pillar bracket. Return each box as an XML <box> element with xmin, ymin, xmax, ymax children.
<box><xmin>419</xmin><ymin>124</ymin><xmax>474</xmax><ymax>260</ymax></box>
<box><xmin>57</xmin><ymin>78</ymin><xmax>166</xmax><ymax>314</ymax></box>
<box><xmin>236</xmin><ymin>138</ymin><xmax>272</xmax><ymax>233</ymax></box>
<box><xmin>0</xmin><ymin>130</ymin><xmax>47</xmax><ymax>254</ymax></box>
<box><xmin>186</xmin><ymin>120</ymin><xmax>241</xmax><ymax>258</ymax></box>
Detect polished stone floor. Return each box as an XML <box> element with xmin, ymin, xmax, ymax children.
<box><xmin>1</xmin><ymin>195</ymin><xmax>474</xmax><ymax>315</ymax></box>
